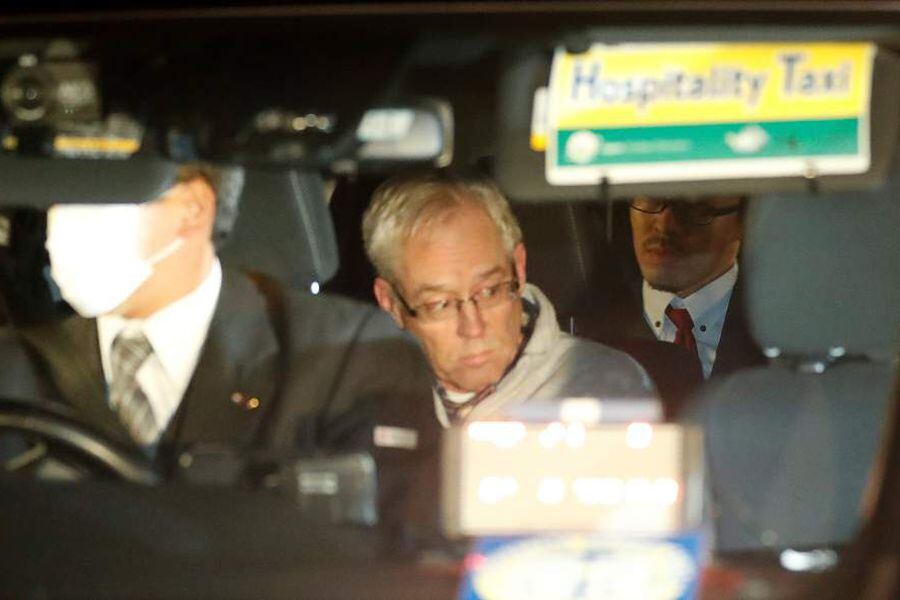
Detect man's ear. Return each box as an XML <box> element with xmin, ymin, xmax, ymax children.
<box><xmin>513</xmin><ymin>243</ymin><xmax>527</xmax><ymax>289</ymax></box>
<box><xmin>179</xmin><ymin>176</ymin><xmax>216</xmax><ymax>234</ymax></box>
<box><xmin>373</xmin><ymin>277</ymin><xmax>405</xmax><ymax>328</ymax></box>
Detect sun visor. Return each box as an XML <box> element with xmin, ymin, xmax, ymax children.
<box><xmin>0</xmin><ymin>155</ymin><xmax>178</xmax><ymax>208</ymax></box>
<box><xmin>497</xmin><ymin>39</ymin><xmax>900</xmax><ymax>202</ymax></box>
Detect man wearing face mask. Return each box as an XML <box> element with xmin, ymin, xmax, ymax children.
<box><xmin>0</xmin><ymin>164</ymin><xmax>435</xmax><ymax>507</ymax></box>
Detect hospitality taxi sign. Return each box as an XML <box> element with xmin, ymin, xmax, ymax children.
<box><xmin>544</xmin><ymin>42</ymin><xmax>874</xmax><ymax>184</ymax></box>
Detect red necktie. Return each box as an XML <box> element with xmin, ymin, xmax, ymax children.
<box><xmin>665</xmin><ymin>305</ymin><xmax>698</xmax><ymax>357</ymax></box>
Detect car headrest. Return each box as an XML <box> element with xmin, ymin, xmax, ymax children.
<box><xmin>742</xmin><ymin>186</ymin><xmax>900</xmax><ymax>358</ymax></box>
<box><xmin>218</xmin><ymin>169</ymin><xmax>339</xmax><ymax>290</ymax></box>
<box><xmin>0</xmin><ymin>155</ymin><xmax>178</xmax><ymax>208</ymax></box>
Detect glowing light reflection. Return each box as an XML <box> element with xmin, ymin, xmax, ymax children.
<box><xmin>565</xmin><ymin>421</ymin><xmax>586</xmax><ymax>448</ymax></box>
<box><xmin>537</xmin><ymin>477</ymin><xmax>566</xmax><ymax>504</ymax></box>
<box><xmin>538</xmin><ymin>422</ymin><xmax>566</xmax><ymax>448</ymax></box>
<box><xmin>477</xmin><ymin>476</ymin><xmax>519</xmax><ymax>504</ymax></box>
<box><xmin>655</xmin><ymin>478</ymin><xmax>680</xmax><ymax>506</ymax></box>
<box><xmin>468</xmin><ymin>422</ymin><xmax>527</xmax><ymax>448</ymax></box>
<box><xmin>625</xmin><ymin>478</ymin><xmax>654</xmax><ymax>504</ymax></box>
<box><xmin>626</xmin><ymin>422</ymin><xmax>653</xmax><ymax>449</ymax></box>
<box><xmin>572</xmin><ymin>477</ymin><xmax>626</xmax><ymax>506</ymax></box>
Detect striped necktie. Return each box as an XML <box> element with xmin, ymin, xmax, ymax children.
<box><xmin>438</xmin><ymin>384</ymin><xmax>497</xmax><ymax>425</ymax></box>
<box><xmin>109</xmin><ymin>330</ymin><xmax>158</xmax><ymax>447</ymax></box>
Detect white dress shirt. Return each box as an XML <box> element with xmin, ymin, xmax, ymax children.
<box><xmin>642</xmin><ymin>264</ymin><xmax>738</xmax><ymax>379</ymax></box>
<box><xmin>98</xmin><ymin>259</ymin><xmax>222</xmax><ymax>442</ymax></box>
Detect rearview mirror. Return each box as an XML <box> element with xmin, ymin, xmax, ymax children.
<box><xmin>353</xmin><ymin>98</ymin><xmax>453</xmax><ymax>170</ymax></box>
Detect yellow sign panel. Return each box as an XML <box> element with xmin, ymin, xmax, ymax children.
<box><xmin>543</xmin><ymin>42</ymin><xmax>874</xmax><ymax>184</ymax></box>
<box><xmin>550</xmin><ymin>42</ymin><xmax>873</xmax><ymax>129</ymax></box>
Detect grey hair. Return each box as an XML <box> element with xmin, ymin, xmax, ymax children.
<box><xmin>362</xmin><ymin>169</ymin><xmax>522</xmax><ymax>282</ymax></box>
<box><xmin>176</xmin><ymin>162</ymin><xmax>245</xmax><ymax>243</ymax></box>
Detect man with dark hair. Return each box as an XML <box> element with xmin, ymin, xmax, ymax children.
<box><xmin>627</xmin><ymin>196</ymin><xmax>755</xmax><ymax>378</ymax></box>
<box><xmin>579</xmin><ymin>196</ymin><xmax>765</xmax><ymax>413</ymax></box>
<box><xmin>0</xmin><ymin>164</ymin><xmax>434</xmax><ymax>518</ymax></box>
<box><xmin>174</xmin><ymin>162</ymin><xmax>245</xmax><ymax>244</ymax></box>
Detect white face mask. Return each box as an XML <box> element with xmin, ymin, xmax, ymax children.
<box><xmin>45</xmin><ymin>204</ymin><xmax>183</xmax><ymax>318</ymax></box>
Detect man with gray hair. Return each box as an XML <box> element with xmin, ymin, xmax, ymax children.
<box><xmin>364</xmin><ymin>169</ymin><xmax>655</xmax><ymax>426</ymax></box>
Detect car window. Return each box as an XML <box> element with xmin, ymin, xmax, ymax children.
<box><xmin>0</xmin><ymin>3</ymin><xmax>898</xmax><ymax>599</ymax></box>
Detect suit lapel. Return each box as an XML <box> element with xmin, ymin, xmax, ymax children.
<box><xmin>712</xmin><ymin>279</ymin><xmax>765</xmax><ymax>377</ymax></box>
<box><xmin>18</xmin><ymin>316</ymin><xmax>132</xmax><ymax>445</ymax></box>
<box><xmin>612</xmin><ymin>272</ymin><xmax>654</xmax><ymax>340</ymax></box>
<box><xmin>167</xmin><ymin>270</ymin><xmax>279</xmax><ymax>450</ymax></box>
<box><xmin>576</xmin><ymin>276</ymin><xmax>655</xmax><ymax>343</ymax></box>
<box><xmin>624</xmin><ymin>294</ymin><xmax>658</xmax><ymax>341</ymax></box>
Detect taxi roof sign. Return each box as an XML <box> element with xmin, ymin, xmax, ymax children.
<box><xmin>545</xmin><ymin>42</ymin><xmax>875</xmax><ymax>185</ymax></box>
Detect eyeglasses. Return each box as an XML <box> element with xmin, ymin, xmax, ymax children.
<box><xmin>393</xmin><ymin>279</ymin><xmax>520</xmax><ymax>322</ymax></box>
<box><xmin>629</xmin><ymin>197</ymin><xmax>742</xmax><ymax>226</ymax></box>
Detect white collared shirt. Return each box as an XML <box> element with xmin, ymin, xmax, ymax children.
<box><xmin>642</xmin><ymin>264</ymin><xmax>738</xmax><ymax>378</ymax></box>
<box><xmin>98</xmin><ymin>259</ymin><xmax>222</xmax><ymax>441</ymax></box>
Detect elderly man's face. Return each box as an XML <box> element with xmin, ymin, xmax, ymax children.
<box><xmin>380</xmin><ymin>202</ymin><xmax>526</xmax><ymax>394</ymax></box>
<box><xmin>630</xmin><ymin>197</ymin><xmax>743</xmax><ymax>297</ymax></box>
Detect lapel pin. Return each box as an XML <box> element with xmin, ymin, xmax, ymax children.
<box><xmin>231</xmin><ymin>392</ymin><xmax>261</xmax><ymax>411</ymax></box>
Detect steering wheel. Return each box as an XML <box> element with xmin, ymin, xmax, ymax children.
<box><xmin>0</xmin><ymin>399</ymin><xmax>160</xmax><ymax>484</ymax></box>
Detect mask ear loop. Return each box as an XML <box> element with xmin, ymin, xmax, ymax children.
<box><xmin>138</xmin><ymin>193</ymin><xmax>193</xmax><ymax>268</ymax></box>
<box><xmin>145</xmin><ymin>236</ymin><xmax>184</xmax><ymax>267</ymax></box>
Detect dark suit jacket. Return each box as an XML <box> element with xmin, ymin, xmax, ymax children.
<box><xmin>574</xmin><ymin>276</ymin><xmax>765</xmax><ymax>417</ymax></box>
<box><xmin>0</xmin><ymin>269</ymin><xmax>439</xmax><ymax>542</ymax></box>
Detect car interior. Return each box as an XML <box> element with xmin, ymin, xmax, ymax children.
<box><xmin>0</xmin><ymin>2</ymin><xmax>898</xmax><ymax>599</ymax></box>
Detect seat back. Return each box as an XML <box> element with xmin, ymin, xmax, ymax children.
<box><xmin>513</xmin><ymin>201</ymin><xmax>633</xmax><ymax>329</ymax></box>
<box><xmin>687</xmin><ymin>186</ymin><xmax>900</xmax><ymax>552</ymax></box>
<box><xmin>218</xmin><ymin>169</ymin><xmax>339</xmax><ymax>291</ymax></box>
<box><xmin>0</xmin><ymin>208</ymin><xmax>70</xmax><ymax>326</ymax></box>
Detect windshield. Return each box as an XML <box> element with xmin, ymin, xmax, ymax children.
<box><xmin>0</xmin><ymin>3</ymin><xmax>897</xmax><ymax>600</ymax></box>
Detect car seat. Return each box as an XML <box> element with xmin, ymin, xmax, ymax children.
<box><xmin>513</xmin><ymin>200</ymin><xmax>633</xmax><ymax>331</ymax></box>
<box><xmin>218</xmin><ymin>168</ymin><xmax>339</xmax><ymax>292</ymax></box>
<box><xmin>0</xmin><ymin>208</ymin><xmax>69</xmax><ymax>326</ymax></box>
<box><xmin>685</xmin><ymin>184</ymin><xmax>900</xmax><ymax>552</ymax></box>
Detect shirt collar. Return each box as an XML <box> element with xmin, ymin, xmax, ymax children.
<box><xmin>98</xmin><ymin>259</ymin><xmax>222</xmax><ymax>387</ymax></box>
<box><xmin>643</xmin><ymin>263</ymin><xmax>739</xmax><ymax>326</ymax></box>
<box><xmin>432</xmin><ymin>283</ymin><xmax>541</xmax><ymax>422</ymax></box>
